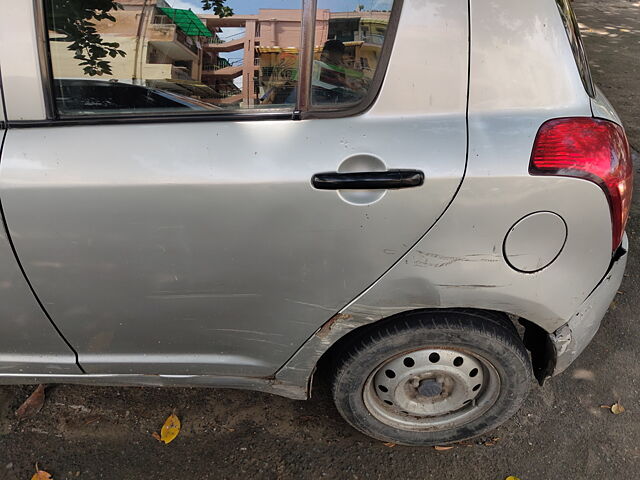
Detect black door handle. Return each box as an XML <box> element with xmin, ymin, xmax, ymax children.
<box><xmin>311</xmin><ymin>169</ymin><xmax>425</xmax><ymax>190</ymax></box>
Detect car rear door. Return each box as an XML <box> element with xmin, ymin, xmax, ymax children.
<box><xmin>0</xmin><ymin>5</ymin><xmax>81</xmax><ymax>374</ymax></box>
<box><xmin>0</xmin><ymin>0</ymin><xmax>469</xmax><ymax>377</ymax></box>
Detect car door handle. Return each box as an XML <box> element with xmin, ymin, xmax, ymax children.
<box><xmin>311</xmin><ymin>169</ymin><xmax>425</xmax><ymax>190</ymax></box>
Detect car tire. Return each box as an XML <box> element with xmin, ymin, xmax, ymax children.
<box><xmin>331</xmin><ymin>310</ymin><xmax>533</xmax><ymax>446</ymax></box>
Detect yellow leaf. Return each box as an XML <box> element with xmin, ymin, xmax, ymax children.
<box><xmin>611</xmin><ymin>402</ymin><xmax>625</xmax><ymax>415</ymax></box>
<box><xmin>505</xmin><ymin>477</ymin><xmax>521</xmax><ymax>480</ymax></box>
<box><xmin>31</xmin><ymin>472</ymin><xmax>53</xmax><ymax>480</ymax></box>
<box><xmin>160</xmin><ymin>413</ymin><xmax>181</xmax><ymax>444</ymax></box>
<box><xmin>31</xmin><ymin>465</ymin><xmax>53</xmax><ymax>480</ymax></box>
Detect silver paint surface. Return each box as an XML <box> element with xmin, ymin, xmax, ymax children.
<box><xmin>503</xmin><ymin>212</ymin><xmax>567</xmax><ymax>273</ymax></box>
<box><xmin>0</xmin><ymin>131</ymin><xmax>79</xmax><ymax>374</ymax></box>
<box><xmin>0</xmin><ymin>372</ymin><xmax>306</xmax><ymax>399</ymax></box>
<box><xmin>0</xmin><ymin>0</ymin><xmax>628</xmax><ymax>398</ymax></box>
<box><xmin>552</xmin><ymin>235</ymin><xmax>627</xmax><ymax>375</ymax></box>
<box><xmin>276</xmin><ymin>0</ymin><xmax>616</xmax><ymax>389</ymax></box>
<box><xmin>0</xmin><ymin>1</ymin><xmax>47</xmax><ymax>120</ymax></box>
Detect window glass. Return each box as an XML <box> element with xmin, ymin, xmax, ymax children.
<box><xmin>312</xmin><ymin>0</ymin><xmax>395</xmax><ymax>107</ymax></box>
<box><xmin>45</xmin><ymin>0</ymin><xmax>302</xmax><ymax>116</ymax></box>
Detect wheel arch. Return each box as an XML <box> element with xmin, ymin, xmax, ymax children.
<box><xmin>275</xmin><ymin>307</ymin><xmax>554</xmax><ymax>397</ymax></box>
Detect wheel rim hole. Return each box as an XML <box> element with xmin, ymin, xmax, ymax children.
<box><xmin>384</xmin><ymin>400</ymin><xmax>393</xmax><ymax>406</ymax></box>
<box><xmin>463</xmin><ymin>399</ymin><xmax>472</xmax><ymax>405</ymax></box>
<box><xmin>469</xmin><ymin>368</ymin><xmax>479</xmax><ymax>378</ymax></box>
<box><xmin>453</xmin><ymin>356</ymin><xmax>464</xmax><ymax>367</ymax></box>
<box><xmin>385</xmin><ymin>369</ymin><xmax>396</xmax><ymax>379</ymax></box>
<box><xmin>428</xmin><ymin>352</ymin><xmax>440</xmax><ymax>363</ymax></box>
<box><xmin>472</xmin><ymin>384</ymin><xmax>481</xmax><ymax>392</ymax></box>
<box><xmin>378</xmin><ymin>385</ymin><xmax>388</xmax><ymax>393</ymax></box>
<box><xmin>403</xmin><ymin>357</ymin><xmax>415</xmax><ymax>368</ymax></box>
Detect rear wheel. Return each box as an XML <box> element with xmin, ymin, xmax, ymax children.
<box><xmin>331</xmin><ymin>310</ymin><xmax>532</xmax><ymax>446</ymax></box>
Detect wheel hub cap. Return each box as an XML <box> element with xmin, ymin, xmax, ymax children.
<box><xmin>418</xmin><ymin>379</ymin><xmax>442</xmax><ymax>397</ymax></box>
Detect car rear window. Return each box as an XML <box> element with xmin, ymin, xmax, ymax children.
<box><xmin>42</xmin><ymin>0</ymin><xmax>399</xmax><ymax>118</ymax></box>
<box><xmin>555</xmin><ymin>0</ymin><xmax>595</xmax><ymax>98</ymax></box>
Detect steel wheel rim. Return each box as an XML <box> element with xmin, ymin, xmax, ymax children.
<box><xmin>362</xmin><ymin>347</ymin><xmax>501</xmax><ymax>432</ymax></box>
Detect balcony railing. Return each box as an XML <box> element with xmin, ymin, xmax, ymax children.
<box><xmin>176</xmin><ymin>29</ymin><xmax>199</xmax><ymax>55</ymax></box>
<box><xmin>151</xmin><ymin>15</ymin><xmax>174</xmax><ymax>25</ymax></box>
<box><xmin>171</xmin><ymin>65</ymin><xmax>192</xmax><ymax>80</ymax></box>
<box><xmin>206</xmin><ymin>36</ymin><xmax>225</xmax><ymax>45</ymax></box>
<box><xmin>354</xmin><ymin>33</ymin><xmax>386</xmax><ymax>45</ymax></box>
<box><xmin>150</xmin><ymin>16</ymin><xmax>201</xmax><ymax>55</ymax></box>
<box><xmin>202</xmin><ymin>58</ymin><xmax>243</xmax><ymax>72</ymax></box>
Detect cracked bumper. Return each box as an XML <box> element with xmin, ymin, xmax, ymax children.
<box><xmin>550</xmin><ymin>234</ymin><xmax>628</xmax><ymax>376</ymax></box>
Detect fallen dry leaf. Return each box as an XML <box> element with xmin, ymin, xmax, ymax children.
<box><xmin>434</xmin><ymin>445</ymin><xmax>454</xmax><ymax>451</ymax></box>
<box><xmin>83</xmin><ymin>415</ymin><xmax>101</xmax><ymax>426</ymax></box>
<box><xmin>505</xmin><ymin>477</ymin><xmax>521</xmax><ymax>480</ymax></box>
<box><xmin>16</xmin><ymin>385</ymin><xmax>46</xmax><ymax>419</ymax></box>
<box><xmin>160</xmin><ymin>413</ymin><xmax>181</xmax><ymax>444</ymax></box>
<box><xmin>383</xmin><ymin>442</ymin><xmax>396</xmax><ymax>448</ymax></box>
<box><xmin>31</xmin><ymin>470</ymin><xmax>53</xmax><ymax>480</ymax></box>
<box><xmin>457</xmin><ymin>441</ymin><xmax>474</xmax><ymax>447</ymax></box>
<box><xmin>611</xmin><ymin>402</ymin><xmax>625</xmax><ymax>415</ymax></box>
<box><xmin>31</xmin><ymin>464</ymin><xmax>53</xmax><ymax>480</ymax></box>
<box><xmin>151</xmin><ymin>431</ymin><xmax>162</xmax><ymax>442</ymax></box>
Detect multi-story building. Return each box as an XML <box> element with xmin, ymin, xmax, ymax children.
<box><xmin>200</xmin><ymin>8</ymin><xmax>391</xmax><ymax>107</ymax></box>
<box><xmin>49</xmin><ymin>0</ymin><xmax>227</xmax><ymax>99</ymax></box>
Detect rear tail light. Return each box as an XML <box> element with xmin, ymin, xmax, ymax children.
<box><xmin>529</xmin><ymin>117</ymin><xmax>633</xmax><ymax>251</ymax></box>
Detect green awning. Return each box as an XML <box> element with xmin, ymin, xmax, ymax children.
<box><xmin>158</xmin><ymin>8</ymin><xmax>212</xmax><ymax>37</ymax></box>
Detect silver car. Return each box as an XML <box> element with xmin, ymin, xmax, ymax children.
<box><xmin>0</xmin><ymin>0</ymin><xmax>632</xmax><ymax>446</ymax></box>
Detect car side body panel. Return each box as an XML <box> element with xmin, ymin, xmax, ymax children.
<box><xmin>274</xmin><ymin>0</ymin><xmax>613</xmax><ymax>388</ymax></box>
<box><xmin>0</xmin><ymin>0</ymin><xmax>469</xmax><ymax>377</ymax></box>
<box><xmin>591</xmin><ymin>86</ymin><xmax>623</xmax><ymax>124</ymax></box>
<box><xmin>0</xmin><ymin>0</ymin><xmax>625</xmax><ymax>402</ymax></box>
<box><xmin>0</xmin><ymin>131</ymin><xmax>80</xmax><ymax>374</ymax></box>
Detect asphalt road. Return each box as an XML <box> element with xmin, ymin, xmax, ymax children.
<box><xmin>1</xmin><ymin>1</ymin><xmax>639</xmax><ymax>478</ymax></box>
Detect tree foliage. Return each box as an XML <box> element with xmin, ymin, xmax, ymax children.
<box><xmin>201</xmin><ymin>0</ymin><xmax>234</xmax><ymax>17</ymax></box>
<box><xmin>48</xmin><ymin>0</ymin><xmax>233</xmax><ymax>76</ymax></box>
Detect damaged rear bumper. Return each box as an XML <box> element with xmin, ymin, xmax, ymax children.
<box><xmin>550</xmin><ymin>234</ymin><xmax>628</xmax><ymax>376</ymax></box>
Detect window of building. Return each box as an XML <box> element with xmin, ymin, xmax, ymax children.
<box><xmin>311</xmin><ymin>0</ymin><xmax>396</xmax><ymax>107</ymax></box>
<box><xmin>44</xmin><ymin>0</ymin><xmax>303</xmax><ymax>116</ymax></box>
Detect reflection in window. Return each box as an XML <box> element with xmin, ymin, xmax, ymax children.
<box><xmin>312</xmin><ymin>1</ymin><xmax>395</xmax><ymax>106</ymax></box>
<box><xmin>45</xmin><ymin>0</ymin><xmax>302</xmax><ymax>115</ymax></box>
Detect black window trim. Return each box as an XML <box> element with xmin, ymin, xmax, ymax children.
<box><xmin>22</xmin><ymin>0</ymin><xmax>403</xmax><ymax>127</ymax></box>
<box><xmin>301</xmin><ymin>0</ymin><xmax>403</xmax><ymax>120</ymax></box>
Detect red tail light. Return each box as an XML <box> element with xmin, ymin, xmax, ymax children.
<box><xmin>530</xmin><ymin>117</ymin><xmax>633</xmax><ymax>251</ymax></box>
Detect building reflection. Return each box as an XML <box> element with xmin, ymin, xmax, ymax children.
<box><xmin>49</xmin><ymin>0</ymin><xmax>391</xmax><ymax>109</ymax></box>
